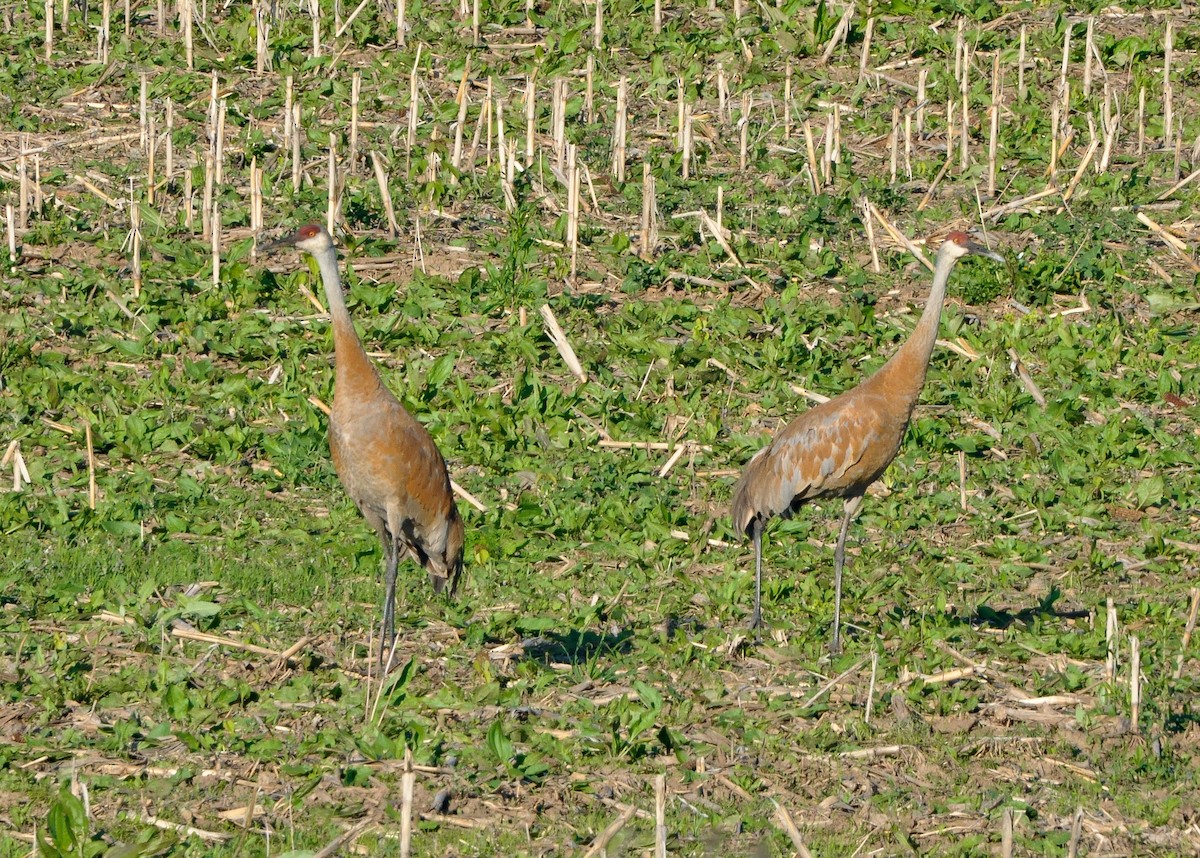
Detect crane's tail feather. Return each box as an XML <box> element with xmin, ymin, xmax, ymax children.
<box><xmin>446</xmin><ymin>556</ymin><xmax>465</xmax><ymax>597</ymax></box>
<box><xmin>730</xmin><ymin>468</ymin><xmax>760</xmax><ymax>538</ymax></box>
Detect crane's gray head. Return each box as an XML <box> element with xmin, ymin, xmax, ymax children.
<box><xmin>264</xmin><ymin>223</ymin><xmax>334</xmax><ymax>255</ymax></box>
<box><xmin>939</xmin><ymin>230</ymin><xmax>1003</xmax><ymax>262</ymax></box>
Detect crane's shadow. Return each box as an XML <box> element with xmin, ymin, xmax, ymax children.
<box><xmin>959</xmin><ymin>587</ymin><xmax>1090</xmax><ymax>631</ymax></box>
<box><xmin>518</xmin><ymin>628</ymin><xmax>634</xmax><ymax>665</ymax></box>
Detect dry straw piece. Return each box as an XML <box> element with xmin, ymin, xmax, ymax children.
<box><xmin>539</xmin><ymin>304</ymin><xmax>587</xmax><ymax>383</ymax></box>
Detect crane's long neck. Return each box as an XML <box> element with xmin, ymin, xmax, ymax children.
<box><xmin>868</xmin><ymin>247</ymin><xmax>956</xmax><ymax>407</ymax></box>
<box><xmin>314</xmin><ymin>246</ymin><xmax>381</xmax><ymax>401</ymax></box>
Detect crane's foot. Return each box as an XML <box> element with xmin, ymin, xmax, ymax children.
<box><xmin>747</xmin><ymin>612</ymin><xmax>764</xmax><ymax>644</ymax></box>
<box><xmin>377</xmin><ymin>626</ymin><xmax>397</xmax><ymax>673</ymax></box>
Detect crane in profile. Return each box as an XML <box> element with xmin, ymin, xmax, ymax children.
<box><xmin>266</xmin><ymin>224</ymin><xmax>464</xmax><ymax>667</ymax></box>
<box><xmin>731</xmin><ymin>231</ymin><xmax>1002</xmax><ymax>653</ymax></box>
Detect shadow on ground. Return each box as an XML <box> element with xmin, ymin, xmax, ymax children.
<box><xmin>519</xmin><ymin>627</ymin><xmax>634</xmax><ymax>664</ymax></box>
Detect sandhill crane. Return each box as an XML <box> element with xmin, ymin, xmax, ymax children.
<box><xmin>731</xmin><ymin>231</ymin><xmax>1002</xmax><ymax>653</ymax></box>
<box><xmin>266</xmin><ymin>224</ymin><xmax>464</xmax><ymax>666</ymax></box>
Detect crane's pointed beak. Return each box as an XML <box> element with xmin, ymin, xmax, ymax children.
<box><xmin>259</xmin><ymin>233</ymin><xmax>297</xmax><ymax>254</ymax></box>
<box><xmin>967</xmin><ymin>240</ymin><xmax>1004</xmax><ymax>262</ymax></box>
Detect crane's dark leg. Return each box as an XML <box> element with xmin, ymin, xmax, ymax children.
<box><xmin>380</xmin><ymin>534</ymin><xmax>399</xmax><ymax>668</ymax></box>
<box><xmin>831</xmin><ymin>495</ymin><xmax>863</xmax><ymax>655</ymax></box>
<box><xmin>749</xmin><ymin>517</ymin><xmax>764</xmax><ymax>640</ymax></box>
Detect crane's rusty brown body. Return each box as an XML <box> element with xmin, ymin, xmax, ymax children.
<box><xmin>268</xmin><ymin>224</ymin><xmax>464</xmax><ymax>665</ymax></box>
<box><xmin>731</xmin><ymin>231</ymin><xmax>1002</xmax><ymax>652</ymax></box>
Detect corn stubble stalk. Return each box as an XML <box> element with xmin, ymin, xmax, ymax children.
<box><xmin>99</xmin><ymin>0</ymin><xmax>110</xmax><ymax>62</ymax></box>
<box><xmin>255</xmin><ymin>0</ymin><xmax>269</xmax><ymax>74</ymax></box>
<box><xmin>292</xmin><ymin>103</ymin><xmax>303</xmax><ymax>192</ymax></box>
<box><xmin>207</xmin><ymin>74</ymin><xmax>219</xmax><ymax>176</ymax></box>
<box><xmin>211</xmin><ymin>202</ymin><xmax>220</xmax><ymax>287</ymax></box>
<box><xmin>183</xmin><ymin>156</ymin><xmax>194</xmax><ymax>230</ymax></box>
<box><xmin>654</xmin><ymin>774</ymin><xmax>666</xmax><ymax>858</ymax></box>
<box><xmin>717</xmin><ymin>62</ymin><xmax>728</xmax><ymax>123</ymax></box>
<box><xmin>309</xmin><ymin>0</ymin><xmax>321</xmax><ymax>57</ymax></box>
<box><xmin>612</xmin><ymin>77</ymin><xmax>627</xmax><ymax>183</ymax></box>
<box><xmin>215</xmin><ymin>100</ymin><xmax>227</xmax><ymax>185</ymax></box>
<box><xmin>552</xmin><ymin>78</ymin><xmax>567</xmax><ymax>171</ymax></box>
<box><xmin>953</xmin><ymin>18</ymin><xmax>964</xmax><ymax>80</ymax></box>
<box><xmin>1083</xmin><ymin>16</ymin><xmax>1095</xmax><ymax>98</ymax></box>
<box><xmin>201</xmin><ymin>149</ymin><xmax>213</xmax><ymax>240</ymax></box>
<box><xmin>1059</xmin><ymin>20</ymin><xmax>1071</xmax><ymax>106</ymax></box>
<box><xmin>85</xmin><ymin>422</ymin><xmax>96</xmax><ymax>509</ymax></box>
<box><xmin>130</xmin><ymin>191</ymin><xmax>142</xmax><ymax>296</ymax></box>
<box><xmin>6</xmin><ymin>203</ymin><xmax>17</xmax><ymax>264</ymax></box>
<box><xmin>860</xmin><ymin>197</ymin><xmax>880</xmax><ymax>272</ymax></box>
<box><xmin>1173</xmin><ymin>126</ymin><xmax>1183</xmax><ymax>182</ymax></box>
<box><xmin>31</xmin><ymin>153</ymin><xmax>41</xmax><ymax>211</ymax></box>
<box><xmin>181</xmin><ymin>0</ymin><xmax>193</xmax><ymax>69</ymax></box>
<box><xmin>946</xmin><ymin>96</ymin><xmax>955</xmax><ymax>171</ymax></box>
<box><xmin>783</xmin><ymin>60</ymin><xmax>792</xmax><ymax>139</ymax></box>
<box><xmin>17</xmin><ymin>146</ymin><xmax>28</xmax><ymax>229</ymax></box>
<box><xmin>916</xmin><ymin>68</ymin><xmax>927</xmax><ymax>133</ymax></box>
<box><xmin>1163</xmin><ymin>21</ymin><xmax>1174</xmax><ymax>147</ymax></box>
<box><xmin>739</xmin><ymin>94</ymin><xmax>751</xmax><ymax>172</ymax></box>
<box><xmin>349</xmin><ymin>71</ymin><xmax>361</xmax><ymax>173</ymax></box>
<box><xmin>467</xmin><ymin>77</ymin><xmax>492</xmax><ymax>171</ymax></box>
<box><xmin>681</xmin><ymin>103</ymin><xmax>693</xmax><ymax>179</ymax></box>
<box><xmin>370</xmin><ymin>153</ymin><xmax>400</xmax><ymax>236</ymax></box>
<box><xmin>451</xmin><ymin>62</ymin><xmax>471</xmax><ymax>178</ymax></box>
<box><xmin>1136</xmin><ymin>86</ymin><xmax>1146</xmax><ymax>156</ymax></box>
<box><xmin>327</xmin><ymin>133</ymin><xmax>337</xmax><ymax>233</ymax></box>
<box><xmin>1067</xmin><ymin>807</ymin><xmax>1084</xmax><ymax>858</ymax></box>
<box><xmin>284</xmin><ymin>75</ymin><xmax>294</xmax><ymax>153</ymax></box>
<box><xmin>858</xmin><ymin>14</ymin><xmax>873</xmax><ymax>81</ymax></box>
<box><xmin>1099</xmin><ymin>81</ymin><xmax>1118</xmax><ymax>173</ymax></box>
<box><xmin>865</xmin><ymin>650</ymin><xmax>879</xmax><ymax>722</ymax></box>
<box><xmin>640</xmin><ymin>161</ymin><xmax>657</xmax><ymax>259</ymax></box>
<box><xmin>524</xmin><ymin>74</ymin><xmax>536</xmax><ymax>168</ymax></box>
<box><xmin>566</xmin><ymin>143</ymin><xmax>579</xmax><ymax>277</ymax></box>
<box><xmin>496</xmin><ymin>95</ymin><xmax>513</xmax><ymax>210</ymax></box>
<box><xmin>1017</xmin><ymin>25</ymin><xmax>1027</xmax><ymax>101</ymax></box>
<box><xmin>959</xmin><ymin>43</ymin><xmax>970</xmax><ymax>172</ymax></box>
<box><xmin>399</xmin><ymin>750</ymin><xmax>415</xmax><ymax>857</ymax></box>
<box><xmin>1174</xmin><ymin>588</ymin><xmax>1200</xmax><ymax>680</ymax></box>
<box><xmin>44</xmin><ymin>0</ymin><xmax>53</xmax><ymax>60</ymax></box>
<box><xmin>889</xmin><ymin>104</ymin><xmax>899</xmax><ymax>183</ymax></box>
<box><xmin>2</xmin><ymin>440</ymin><xmax>31</xmax><ymax>491</ymax></box>
<box><xmin>988</xmin><ymin>52</ymin><xmax>1000</xmax><ymax>198</ymax></box>
<box><xmin>146</xmin><ymin>111</ymin><xmax>157</xmax><ymax>205</ymax></box>
<box><xmin>407</xmin><ymin>45</ymin><xmax>422</xmax><ymax>171</ymax></box>
<box><xmin>802</xmin><ymin>119</ymin><xmax>818</xmax><ymax>193</ymax></box>
<box><xmin>1129</xmin><ymin>635</ymin><xmax>1141</xmax><ymax>735</ymax></box>
<box><xmin>819</xmin><ymin>1</ymin><xmax>853</xmax><ymax>65</ymax></box>
<box><xmin>249</xmin><ymin>156</ymin><xmax>262</xmax><ymax>255</ymax></box>
<box><xmin>585</xmin><ymin>54</ymin><xmax>595</xmax><ymax>122</ymax></box>
<box><xmin>1106</xmin><ymin>598</ymin><xmax>1118</xmax><ymax>685</ymax></box>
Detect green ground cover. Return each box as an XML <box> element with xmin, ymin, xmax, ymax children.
<box><xmin>2</xmin><ymin>0</ymin><xmax>1200</xmax><ymax>854</ymax></box>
